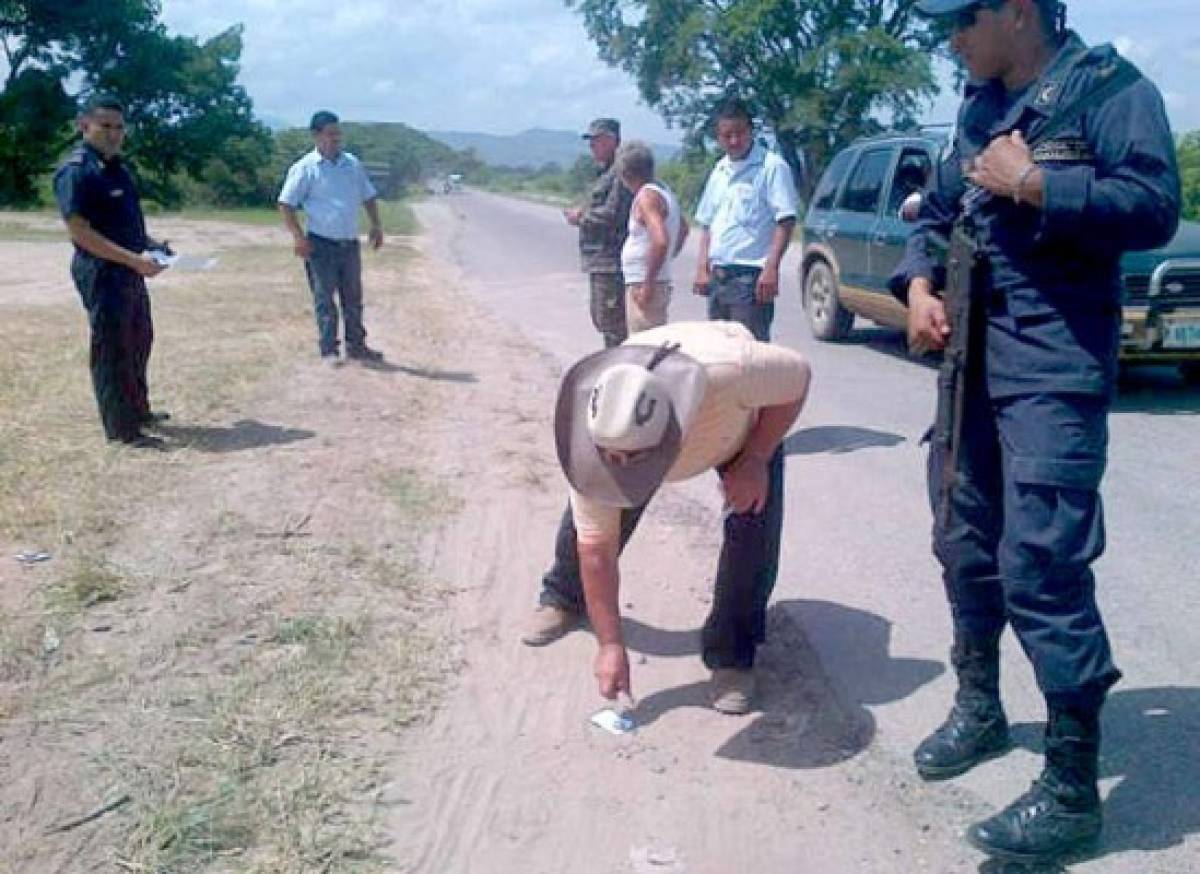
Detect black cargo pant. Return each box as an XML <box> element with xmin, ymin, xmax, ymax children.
<box><xmin>538</xmin><ymin>448</ymin><xmax>786</xmax><ymax>670</ymax></box>
<box><xmin>929</xmin><ymin>368</ymin><xmax>1121</xmax><ymax>710</ymax></box>
<box><xmin>71</xmin><ymin>255</ymin><xmax>153</xmax><ymax>441</ymax></box>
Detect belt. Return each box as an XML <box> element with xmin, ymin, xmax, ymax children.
<box><xmin>308</xmin><ymin>232</ymin><xmax>359</xmax><ymax>247</ymax></box>
<box><xmin>711</xmin><ymin>264</ymin><xmax>761</xmax><ymax>280</ymax></box>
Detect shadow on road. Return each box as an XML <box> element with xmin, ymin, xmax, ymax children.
<box><xmin>977</xmin><ymin>859</ymin><xmax>1066</xmax><ymax>874</ymax></box>
<box><xmin>840</xmin><ymin>325</ymin><xmax>940</xmax><ymax>370</ymax></box>
<box><xmin>1002</xmin><ymin>685</ymin><xmax>1200</xmax><ymax>869</ymax></box>
<box><xmin>156</xmin><ymin>419</ymin><xmax>315</xmax><ymax>453</ymax></box>
<box><xmin>357</xmin><ymin>359</ymin><xmax>478</xmax><ymax>382</ymax></box>
<box><xmin>1113</xmin><ymin>365</ymin><xmax>1200</xmax><ymax>415</ymax></box>
<box><xmin>784</xmin><ymin>425</ymin><xmax>905</xmax><ymax>456</ymax></box>
<box><xmin>628</xmin><ymin>599</ymin><xmax>942</xmax><ymax>770</ymax></box>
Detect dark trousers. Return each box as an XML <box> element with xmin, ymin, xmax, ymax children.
<box><xmin>71</xmin><ymin>256</ymin><xmax>153</xmax><ymax>440</ymax></box>
<box><xmin>538</xmin><ymin>449</ymin><xmax>786</xmax><ymax>669</ymax></box>
<box><xmin>929</xmin><ymin>372</ymin><xmax>1120</xmax><ymax>710</ymax></box>
<box><xmin>707</xmin><ymin>264</ymin><xmax>773</xmax><ymax>341</ymax></box>
<box><xmin>304</xmin><ymin>233</ymin><xmax>366</xmax><ymax>356</ymax></box>
<box><xmin>589</xmin><ymin>271</ymin><xmax>627</xmax><ymax>348</ymax></box>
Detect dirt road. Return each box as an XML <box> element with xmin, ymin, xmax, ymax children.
<box><xmin>377</xmin><ymin>201</ymin><xmax>979</xmax><ymax>874</ymax></box>
<box><xmin>2</xmin><ymin>200</ymin><xmax>1196</xmax><ymax>873</ymax></box>
<box><xmin>378</xmin><ymin>193</ymin><xmax>1199</xmax><ymax>874</ymax></box>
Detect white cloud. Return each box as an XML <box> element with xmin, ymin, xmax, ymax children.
<box><xmin>155</xmin><ymin>0</ymin><xmax>675</xmax><ymax>139</ymax></box>
<box><xmin>155</xmin><ymin>0</ymin><xmax>1199</xmax><ymax>140</ymax></box>
<box><xmin>330</xmin><ymin>2</ymin><xmax>390</xmax><ymax>36</ymax></box>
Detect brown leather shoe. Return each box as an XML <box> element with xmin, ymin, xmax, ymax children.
<box><xmin>710</xmin><ymin>668</ymin><xmax>756</xmax><ymax>715</ymax></box>
<box><xmin>520</xmin><ymin>605</ymin><xmax>583</xmax><ymax>646</ymax></box>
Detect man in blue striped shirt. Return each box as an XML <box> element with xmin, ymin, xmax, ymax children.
<box><xmin>279</xmin><ymin>110</ymin><xmax>384</xmax><ymax>366</ymax></box>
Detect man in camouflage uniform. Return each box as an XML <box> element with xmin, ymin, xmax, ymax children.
<box><xmin>564</xmin><ymin>118</ymin><xmax>634</xmax><ymax>348</ymax></box>
<box><xmin>54</xmin><ymin>94</ymin><xmax>170</xmax><ymax>449</ymax></box>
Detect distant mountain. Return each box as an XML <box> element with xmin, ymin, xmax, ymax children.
<box><xmin>427</xmin><ymin>127</ymin><xmax>679</xmax><ymax>170</ymax></box>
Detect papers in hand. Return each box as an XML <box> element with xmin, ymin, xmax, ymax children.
<box><xmin>149</xmin><ymin>250</ymin><xmax>219</xmax><ymax>271</ymax></box>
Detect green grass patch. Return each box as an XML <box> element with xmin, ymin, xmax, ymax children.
<box><xmin>178</xmin><ymin>198</ymin><xmax>419</xmax><ymax>236</ymax></box>
<box><xmin>374</xmin><ymin>199</ymin><xmax>419</xmax><ymax>236</ymax></box>
<box><xmin>178</xmin><ymin>207</ymin><xmax>283</xmax><ymax>227</ymax></box>
<box><xmin>46</xmin><ymin>556</ymin><xmax>125</xmax><ymax>613</ymax></box>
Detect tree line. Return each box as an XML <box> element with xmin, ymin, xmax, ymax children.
<box><xmin>1</xmin><ymin>0</ymin><xmax>1196</xmax><ymax>220</ymax></box>
<box><xmin>564</xmin><ymin>0</ymin><xmax>1198</xmax><ymax>220</ymax></box>
<box><xmin>0</xmin><ymin>1</ymin><xmax>478</xmax><ymax>209</ymax></box>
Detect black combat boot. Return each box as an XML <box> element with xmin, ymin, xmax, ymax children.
<box><xmin>914</xmin><ymin>633</ymin><xmax>1010</xmax><ymax>780</ymax></box>
<box><xmin>967</xmin><ymin>705</ymin><xmax>1103</xmax><ymax>863</ymax></box>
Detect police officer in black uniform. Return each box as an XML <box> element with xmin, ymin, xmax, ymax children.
<box><xmin>54</xmin><ymin>94</ymin><xmax>170</xmax><ymax>449</ymax></box>
<box><xmin>891</xmin><ymin>0</ymin><xmax>1180</xmax><ymax>863</ymax></box>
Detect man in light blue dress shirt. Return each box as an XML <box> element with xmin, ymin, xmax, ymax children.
<box><xmin>692</xmin><ymin>98</ymin><xmax>798</xmax><ymax>342</ymax></box>
<box><xmin>279</xmin><ymin>110</ymin><xmax>384</xmax><ymax>366</ymax></box>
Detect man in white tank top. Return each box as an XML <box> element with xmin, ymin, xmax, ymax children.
<box><xmin>615</xmin><ymin>141</ymin><xmax>689</xmax><ymax>333</ymax></box>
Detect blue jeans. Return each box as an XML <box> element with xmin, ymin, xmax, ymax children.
<box><xmin>538</xmin><ymin>448</ymin><xmax>786</xmax><ymax>669</ymax></box>
<box><xmin>707</xmin><ymin>264</ymin><xmax>773</xmax><ymax>341</ymax></box>
<box><xmin>304</xmin><ymin>233</ymin><xmax>366</xmax><ymax>356</ymax></box>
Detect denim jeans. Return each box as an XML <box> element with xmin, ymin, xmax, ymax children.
<box><xmin>304</xmin><ymin>233</ymin><xmax>366</xmax><ymax>356</ymax></box>
<box><xmin>707</xmin><ymin>265</ymin><xmax>773</xmax><ymax>341</ymax></box>
<box><xmin>538</xmin><ymin>448</ymin><xmax>785</xmax><ymax>669</ymax></box>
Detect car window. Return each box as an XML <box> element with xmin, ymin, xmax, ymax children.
<box><xmin>837</xmin><ymin>148</ymin><xmax>892</xmax><ymax>215</ymax></box>
<box><xmin>811</xmin><ymin>149</ymin><xmax>855</xmax><ymax>212</ymax></box>
<box><xmin>886</xmin><ymin>148</ymin><xmax>933</xmax><ymax>215</ymax></box>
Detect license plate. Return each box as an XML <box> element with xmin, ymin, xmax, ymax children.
<box><xmin>1162</xmin><ymin>319</ymin><xmax>1200</xmax><ymax>349</ymax></box>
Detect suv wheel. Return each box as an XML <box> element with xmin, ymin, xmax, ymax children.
<box><xmin>804</xmin><ymin>260</ymin><xmax>853</xmax><ymax>341</ymax></box>
<box><xmin>1181</xmin><ymin>361</ymin><xmax>1200</xmax><ymax>386</ymax></box>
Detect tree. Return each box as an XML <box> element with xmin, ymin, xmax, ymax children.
<box><xmin>565</xmin><ymin>0</ymin><xmax>941</xmax><ymax>194</ymax></box>
<box><xmin>88</xmin><ymin>24</ymin><xmax>272</xmax><ymax>206</ymax></box>
<box><xmin>0</xmin><ymin>67</ymin><xmax>73</xmax><ymax>203</ymax></box>
<box><xmin>0</xmin><ymin>1</ymin><xmax>270</xmax><ymax>206</ymax></box>
<box><xmin>1</xmin><ymin>1</ymin><xmax>157</xmax><ymax>204</ymax></box>
<box><xmin>1179</xmin><ymin>131</ymin><xmax>1200</xmax><ymax>223</ymax></box>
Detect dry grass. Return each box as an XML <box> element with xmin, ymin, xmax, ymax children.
<box><xmin>0</xmin><ymin>213</ymin><xmax>455</xmax><ymax>873</ymax></box>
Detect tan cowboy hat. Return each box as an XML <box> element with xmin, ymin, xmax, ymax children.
<box><xmin>555</xmin><ymin>341</ymin><xmax>707</xmax><ymax>507</ymax></box>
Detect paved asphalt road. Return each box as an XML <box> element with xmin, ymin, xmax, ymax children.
<box><xmin>421</xmin><ymin>188</ymin><xmax>1199</xmax><ymax>873</ymax></box>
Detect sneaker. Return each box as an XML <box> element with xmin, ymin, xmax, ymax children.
<box><xmin>346</xmin><ymin>344</ymin><xmax>384</xmax><ymax>363</ymax></box>
<box><xmin>520</xmin><ymin>605</ymin><xmax>583</xmax><ymax>647</ymax></box>
<box><xmin>322</xmin><ymin>354</ymin><xmax>344</xmax><ymax>369</ymax></box>
<box><xmin>710</xmin><ymin>668</ymin><xmax>756</xmax><ymax>715</ymax></box>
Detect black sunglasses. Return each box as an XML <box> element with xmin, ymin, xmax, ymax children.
<box><xmin>951</xmin><ymin>0</ymin><xmax>1009</xmax><ymax>31</ymax></box>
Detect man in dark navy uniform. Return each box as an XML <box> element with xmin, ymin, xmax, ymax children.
<box><xmin>891</xmin><ymin>0</ymin><xmax>1180</xmax><ymax>863</ymax></box>
<box><xmin>55</xmin><ymin>94</ymin><xmax>170</xmax><ymax>448</ymax></box>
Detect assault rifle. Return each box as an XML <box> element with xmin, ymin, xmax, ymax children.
<box><xmin>928</xmin><ymin>53</ymin><xmax>1138</xmax><ymax>525</ymax></box>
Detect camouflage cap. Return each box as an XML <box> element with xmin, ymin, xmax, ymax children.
<box><xmin>582</xmin><ymin>118</ymin><xmax>620</xmax><ymax>140</ymax></box>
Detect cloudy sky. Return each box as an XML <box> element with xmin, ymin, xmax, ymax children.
<box><xmin>158</xmin><ymin>0</ymin><xmax>1199</xmax><ymax>142</ymax></box>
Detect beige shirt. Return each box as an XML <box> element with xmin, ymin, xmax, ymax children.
<box><xmin>571</xmin><ymin>320</ymin><xmax>809</xmax><ymax>544</ymax></box>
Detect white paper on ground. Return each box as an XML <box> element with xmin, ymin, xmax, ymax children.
<box><xmin>590</xmin><ymin>707</ymin><xmax>635</xmax><ymax>735</ymax></box>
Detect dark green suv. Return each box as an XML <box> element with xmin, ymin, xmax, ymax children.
<box><xmin>799</xmin><ymin>131</ymin><xmax>1200</xmax><ymax>381</ymax></box>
